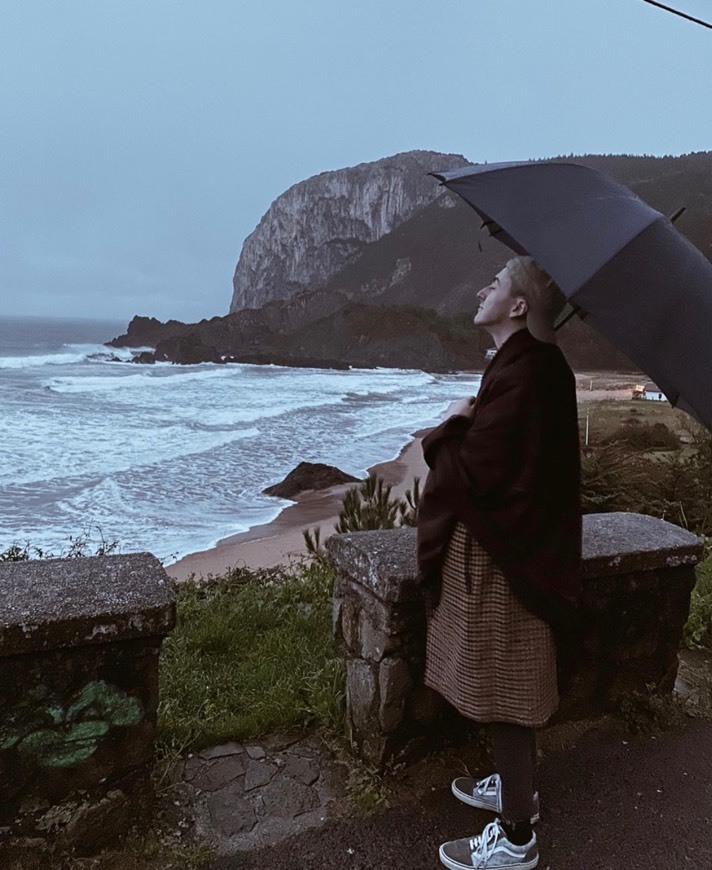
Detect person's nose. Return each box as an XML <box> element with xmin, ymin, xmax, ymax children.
<box><xmin>477</xmin><ymin>287</ymin><xmax>487</xmax><ymax>301</ymax></box>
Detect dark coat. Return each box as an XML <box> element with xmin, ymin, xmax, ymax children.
<box><xmin>416</xmin><ymin>328</ymin><xmax>582</xmax><ymax>632</ymax></box>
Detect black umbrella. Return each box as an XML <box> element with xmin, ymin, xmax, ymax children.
<box><xmin>432</xmin><ymin>161</ymin><xmax>712</xmax><ymax>428</ymax></box>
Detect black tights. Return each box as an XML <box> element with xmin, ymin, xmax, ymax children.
<box><xmin>491</xmin><ymin>722</ymin><xmax>537</xmax><ymax>824</ymax></box>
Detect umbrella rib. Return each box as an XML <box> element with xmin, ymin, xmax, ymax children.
<box><xmin>555</xmin><ymin>305</ymin><xmax>583</xmax><ymax>332</ymax></box>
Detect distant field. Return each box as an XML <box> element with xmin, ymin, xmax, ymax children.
<box><xmin>576</xmin><ymin>396</ymin><xmax>689</xmax><ymax>447</ymax></box>
<box><xmin>575</xmin><ymin>371</ymin><xmax>642</xmax><ymax>393</ymax></box>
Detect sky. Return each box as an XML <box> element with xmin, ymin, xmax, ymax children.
<box><xmin>1</xmin><ymin>0</ymin><xmax>711</xmax><ymax>323</ymax></box>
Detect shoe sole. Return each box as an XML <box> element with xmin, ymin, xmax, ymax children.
<box><xmin>439</xmin><ymin>843</ymin><xmax>539</xmax><ymax>870</ymax></box>
<box><xmin>450</xmin><ymin>781</ymin><xmax>540</xmax><ymax>824</ymax></box>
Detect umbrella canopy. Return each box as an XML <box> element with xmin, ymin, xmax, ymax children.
<box><xmin>432</xmin><ymin>161</ymin><xmax>712</xmax><ymax>428</ymax></box>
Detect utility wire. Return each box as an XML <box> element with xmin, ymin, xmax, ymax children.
<box><xmin>641</xmin><ymin>0</ymin><xmax>712</xmax><ymax>29</ymax></box>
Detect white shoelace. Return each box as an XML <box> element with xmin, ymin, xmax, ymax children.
<box><xmin>469</xmin><ymin>820</ymin><xmax>503</xmax><ymax>868</ymax></box>
<box><xmin>475</xmin><ymin>773</ymin><xmax>499</xmax><ymax>796</ymax></box>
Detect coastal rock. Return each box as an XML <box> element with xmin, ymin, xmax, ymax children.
<box><xmin>264</xmin><ymin>462</ymin><xmax>361</xmax><ymax>498</ymax></box>
<box><xmin>131</xmin><ymin>351</ymin><xmax>155</xmax><ymax>364</ymax></box>
<box><xmin>154</xmin><ymin>334</ymin><xmax>223</xmax><ymax>365</ymax></box>
<box><xmin>107</xmin><ymin>315</ymin><xmax>189</xmax><ymax>349</ymax></box>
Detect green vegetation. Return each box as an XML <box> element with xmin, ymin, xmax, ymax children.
<box><xmin>685</xmin><ymin>551</ymin><xmax>712</xmax><ymax>649</ymax></box>
<box><xmin>617</xmin><ymin>682</ymin><xmax>685</xmax><ymax>735</ymax></box>
<box><xmin>581</xmin><ymin>399</ymin><xmax>712</xmax><ymax>649</ymax></box>
<box><xmin>334</xmin><ymin>473</ymin><xmax>420</xmax><ymax>533</ymax></box>
<box><xmin>581</xmin><ymin>402</ymin><xmax>712</xmax><ymax>532</ymax></box>
<box><xmin>304</xmin><ymin>473</ymin><xmax>420</xmax><ymax>559</ymax></box>
<box><xmin>345</xmin><ymin>760</ymin><xmax>400</xmax><ymax>815</ymax></box>
<box><xmin>0</xmin><ymin>527</ymin><xmax>118</xmax><ymax>561</ymax></box>
<box><xmin>157</xmin><ymin>561</ymin><xmax>344</xmax><ymax>755</ymax></box>
<box><xmin>604</xmin><ymin>419</ymin><xmax>681</xmax><ymax>451</ymax></box>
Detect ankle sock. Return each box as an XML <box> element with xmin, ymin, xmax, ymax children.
<box><xmin>501</xmin><ymin>820</ymin><xmax>533</xmax><ymax>846</ymax></box>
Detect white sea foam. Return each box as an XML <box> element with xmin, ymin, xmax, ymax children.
<box><xmin>0</xmin><ymin>342</ymin><xmax>154</xmax><ymax>369</ymax></box>
<box><xmin>1</xmin><ymin>318</ymin><xmax>481</xmax><ymax>561</ymax></box>
<box><xmin>0</xmin><ymin>351</ymin><xmax>91</xmax><ymax>369</ymax></box>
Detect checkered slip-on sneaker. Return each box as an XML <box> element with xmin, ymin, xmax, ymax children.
<box><xmin>451</xmin><ymin>773</ymin><xmax>540</xmax><ymax>824</ymax></box>
<box><xmin>439</xmin><ymin>819</ymin><xmax>538</xmax><ymax>870</ymax></box>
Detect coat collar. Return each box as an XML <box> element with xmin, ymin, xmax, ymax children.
<box><xmin>482</xmin><ymin>327</ymin><xmax>540</xmax><ymax>379</ymax></box>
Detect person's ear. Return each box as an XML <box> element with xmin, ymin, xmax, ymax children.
<box><xmin>511</xmin><ymin>296</ymin><xmax>528</xmax><ymax>318</ymax></box>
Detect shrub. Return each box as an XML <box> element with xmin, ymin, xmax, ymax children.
<box><xmin>0</xmin><ymin>529</ymin><xmax>118</xmax><ymax>561</ymax></box>
<box><xmin>618</xmin><ymin>683</ymin><xmax>681</xmax><ymax>734</ymax></box>
<box><xmin>605</xmin><ymin>420</ymin><xmax>680</xmax><ymax>451</ymax></box>
<box><xmin>662</xmin><ymin>427</ymin><xmax>712</xmax><ymax>535</ymax></box>
<box><xmin>335</xmin><ymin>473</ymin><xmax>402</xmax><ymax>533</ymax></box>
<box><xmin>685</xmin><ymin>553</ymin><xmax>712</xmax><ymax>649</ymax></box>
<box><xmin>580</xmin><ymin>442</ymin><xmax>667</xmax><ymax>515</ymax></box>
<box><xmin>304</xmin><ymin>474</ymin><xmax>420</xmax><ymax>558</ymax></box>
<box><xmin>398</xmin><ymin>477</ymin><xmax>421</xmax><ymax>527</ymax></box>
<box><xmin>580</xmin><ymin>438</ymin><xmax>712</xmax><ymax>536</ymax></box>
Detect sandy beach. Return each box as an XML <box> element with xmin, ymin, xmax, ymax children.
<box><xmin>167</xmin><ymin>434</ymin><xmax>430</xmax><ymax>580</ymax></box>
<box><xmin>166</xmin><ymin>378</ymin><xmax>636</xmax><ymax>581</ymax></box>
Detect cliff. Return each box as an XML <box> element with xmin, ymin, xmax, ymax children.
<box><xmin>230</xmin><ymin>150</ymin><xmax>469</xmax><ymax>311</ymax></box>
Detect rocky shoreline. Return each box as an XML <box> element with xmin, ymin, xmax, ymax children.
<box><xmin>105</xmin><ymin>302</ymin><xmax>488</xmax><ymax>372</ymax></box>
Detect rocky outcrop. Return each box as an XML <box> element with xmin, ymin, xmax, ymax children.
<box><xmin>264</xmin><ymin>462</ymin><xmax>360</xmax><ymax>498</ymax></box>
<box><xmin>230</xmin><ymin>151</ymin><xmax>468</xmax><ymax>312</ymax></box>
<box><xmin>108</xmin><ymin>315</ymin><xmax>190</xmax><ymax>349</ymax></box>
<box><xmin>154</xmin><ymin>334</ymin><xmax>223</xmax><ymax>365</ymax></box>
<box><xmin>109</xmin><ymin>299</ymin><xmax>489</xmax><ymax>372</ymax></box>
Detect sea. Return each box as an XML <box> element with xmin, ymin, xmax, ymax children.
<box><xmin>0</xmin><ymin>316</ymin><xmax>481</xmax><ymax>563</ymax></box>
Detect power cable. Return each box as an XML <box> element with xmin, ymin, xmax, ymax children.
<box><xmin>641</xmin><ymin>0</ymin><xmax>712</xmax><ymax>30</ymax></box>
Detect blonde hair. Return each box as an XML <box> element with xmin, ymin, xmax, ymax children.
<box><xmin>505</xmin><ymin>256</ymin><xmax>562</xmax><ymax>344</ymax></box>
<box><xmin>505</xmin><ymin>256</ymin><xmax>558</xmax><ymax>316</ymax></box>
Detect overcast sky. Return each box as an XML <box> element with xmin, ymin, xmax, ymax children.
<box><xmin>2</xmin><ymin>0</ymin><xmax>711</xmax><ymax>323</ymax></box>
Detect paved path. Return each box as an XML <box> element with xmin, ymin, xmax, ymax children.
<box><xmin>211</xmin><ymin>718</ymin><xmax>712</xmax><ymax>870</ymax></box>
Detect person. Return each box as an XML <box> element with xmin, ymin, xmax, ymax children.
<box><xmin>416</xmin><ymin>256</ymin><xmax>582</xmax><ymax>870</ymax></box>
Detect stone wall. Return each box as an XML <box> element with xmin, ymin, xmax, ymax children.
<box><xmin>0</xmin><ymin>553</ymin><xmax>175</xmax><ymax>856</ymax></box>
<box><xmin>326</xmin><ymin>513</ymin><xmax>704</xmax><ymax>767</ymax></box>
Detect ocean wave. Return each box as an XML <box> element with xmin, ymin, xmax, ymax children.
<box><xmin>0</xmin><ymin>423</ymin><xmax>263</xmax><ymax>488</ymax></box>
<box><xmin>342</xmin><ymin>389</ymin><xmax>407</xmax><ymax>403</ymax></box>
<box><xmin>3</xmin><ymin>348</ymin><xmax>474</xmax><ymax>562</ymax></box>
<box><xmin>0</xmin><ymin>344</ymin><xmax>151</xmax><ymax>370</ymax></box>
<box><xmin>1</xmin><ymin>351</ymin><xmax>92</xmax><ymax>369</ymax></box>
<box><xmin>42</xmin><ymin>363</ymin><xmax>254</xmax><ymax>393</ymax></box>
<box><xmin>44</xmin><ymin>372</ymin><xmax>165</xmax><ymax>393</ymax></box>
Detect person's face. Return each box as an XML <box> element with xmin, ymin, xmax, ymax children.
<box><xmin>474</xmin><ymin>266</ymin><xmax>523</xmax><ymax>328</ymax></box>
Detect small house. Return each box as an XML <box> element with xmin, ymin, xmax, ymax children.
<box><xmin>632</xmin><ymin>383</ymin><xmax>667</xmax><ymax>403</ymax></box>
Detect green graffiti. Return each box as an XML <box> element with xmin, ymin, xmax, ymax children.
<box><xmin>0</xmin><ymin>680</ymin><xmax>144</xmax><ymax>768</ymax></box>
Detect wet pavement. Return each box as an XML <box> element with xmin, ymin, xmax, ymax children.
<box><xmin>209</xmin><ymin>717</ymin><xmax>712</xmax><ymax>870</ymax></box>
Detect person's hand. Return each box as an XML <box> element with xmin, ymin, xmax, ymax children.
<box><xmin>447</xmin><ymin>396</ymin><xmax>476</xmax><ymax>419</ymax></box>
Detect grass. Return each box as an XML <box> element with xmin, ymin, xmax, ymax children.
<box><xmin>157</xmin><ymin>560</ymin><xmax>345</xmax><ymax>755</ymax></box>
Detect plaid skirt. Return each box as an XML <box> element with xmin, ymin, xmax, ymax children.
<box><xmin>424</xmin><ymin>522</ymin><xmax>559</xmax><ymax>727</ymax></box>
